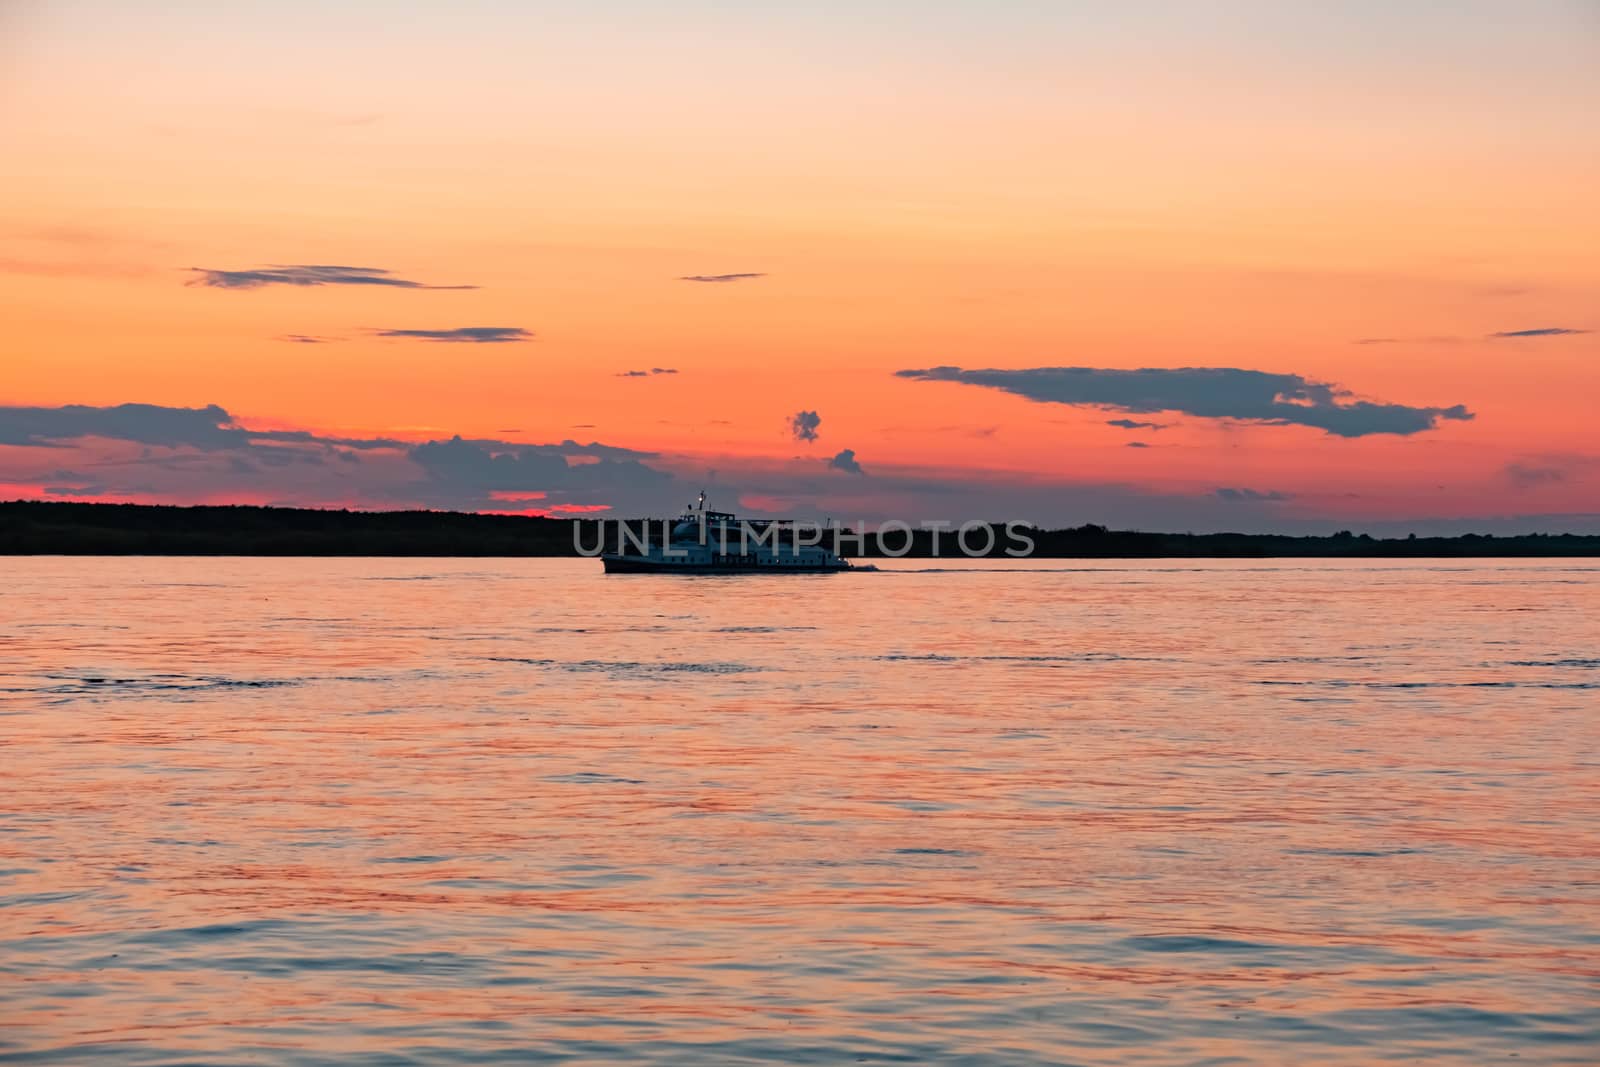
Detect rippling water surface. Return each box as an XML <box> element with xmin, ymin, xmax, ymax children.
<box><xmin>3</xmin><ymin>558</ymin><xmax>1597</xmax><ymax>1065</ymax></box>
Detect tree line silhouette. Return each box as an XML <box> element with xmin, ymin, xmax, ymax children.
<box><xmin>3</xmin><ymin>501</ymin><xmax>1597</xmax><ymax>557</ymax></box>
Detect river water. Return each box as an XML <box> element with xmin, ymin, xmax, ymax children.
<box><xmin>2</xmin><ymin>557</ymin><xmax>1596</xmax><ymax>1065</ymax></box>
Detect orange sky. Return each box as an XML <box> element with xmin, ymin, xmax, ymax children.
<box><xmin>2</xmin><ymin>1</ymin><xmax>1597</xmax><ymax>531</ymax></box>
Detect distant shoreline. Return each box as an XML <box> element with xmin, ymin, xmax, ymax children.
<box><xmin>4</xmin><ymin>501</ymin><xmax>1599</xmax><ymax>558</ymax></box>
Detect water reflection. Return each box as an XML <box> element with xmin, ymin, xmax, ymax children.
<box><xmin>2</xmin><ymin>558</ymin><xmax>1597</xmax><ymax>1064</ymax></box>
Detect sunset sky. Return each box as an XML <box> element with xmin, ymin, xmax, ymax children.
<box><xmin>3</xmin><ymin>1</ymin><xmax>1596</xmax><ymax>532</ymax></box>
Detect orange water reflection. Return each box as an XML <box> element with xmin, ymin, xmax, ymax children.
<box><xmin>2</xmin><ymin>558</ymin><xmax>1597</xmax><ymax>1064</ymax></box>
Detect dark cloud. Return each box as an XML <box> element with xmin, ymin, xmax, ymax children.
<box><xmin>520</xmin><ymin>438</ymin><xmax>658</xmax><ymax>461</ymax></box>
<box><xmin>699</xmin><ymin>453</ymin><xmax>1600</xmax><ymax>536</ymax></box>
<box><xmin>1126</xmin><ymin>441</ymin><xmax>1151</xmax><ymax>449</ymax></box>
<box><xmin>278</xmin><ymin>334</ymin><xmax>339</xmax><ymax>344</ymax></box>
<box><xmin>896</xmin><ymin>365</ymin><xmax>1473</xmax><ymax>438</ymax></box>
<box><xmin>0</xmin><ymin>402</ymin><xmax>670</xmax><ymax>511</ymax></box>
<box><xmin>254</xmin><ymin>445</ymin><xmax>325</xmax><ymax>468</ymax></box>
<box><xmin>373</xmin><ymin>327</ymin><xmax>532</xmax><ymax>343</ymax></box>
<box><xmin>789</xmin><ymin>410</ymin><xmax>821</xmax><ymax>443</ymax></box>
<box><xmin>679</xmin><ymin>273</ymin><xmax>765</xmax><ymax>283</ymax></box>
<box><xmin>401</xmin><ymin>435</ymin><xmax>657</xmax><ymax>463</ymax></box>
<box><xmin>617</xmin><ymin>367</ymin><xmax>678</xmax><ymax>377</ymax></box>
<box><xmin>1106</xmin><ymin>418</ymin><xmax>1169</xmax><ymax>431</ymax></box>
<box><xmin>408</xmin><ymin>436</ymin><xmax>670</xmax><ymax>493</ymax></box>
<box><xmin>1215</xmin><ymin>487</ymin><xmax>1291</xmax><ymax>502</ymax></box>
<box><xmin>187</xmin><ymin>265</ymin><xmax>476</xmax><ymax>291</ymax></box>
<box><xmin>1361</xmin><ymin>328</ymin><xmax>1589</xmax><ymax>344</ymax></box>
<box><xmin>1487</xmin><ymin>327</ymin><xmax>1590</xmax><ymax>339</ymax></box>
<box><xmin>10</xmin><ymin>400</ymin><xmax>1600</xmax><ymax>534</ymax></box>
<box><xmin>1505</xmin><ymin>462</ymin><xmax>1565</xmax><ymax>489</ymax></box>
<box><xmin>0</xmin><ymin>402</ymin><xmax>247</xmax><ymax>449</ymax></box>
<box><xmin>1503</xmin><ymin>455</ymin><xmax>1598</xmax><ymax>490</ymax></box>
<box><xmin>827</xmin><ymin>449</ymin><xmax>865</xmax><ymax>475</ymax></box>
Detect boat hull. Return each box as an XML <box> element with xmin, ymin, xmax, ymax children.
<box><xmin>601</xmin><ymin>555</ymin><xmax>850</xmax><ymax>575</ymax></box>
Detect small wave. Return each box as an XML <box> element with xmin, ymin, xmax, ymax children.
<box><xmin>2</xmin><ymin>673</ymin><xmax>300</xmax><ymax>697</ymax></box>
<box><xmin>1286</xmin><ymin>847</ymin><xmax>1425</xmax><ymax>858</ymax></box>
<box><xmin>15</xmin><ymin>621</ymin><xmax>132</xmax><ymax>631</ymax></box>
<box><xmin>1120</xmin><ymin>934</ymin><xmax>1279</xmax><ymax>954</ymax></box>
<box><xmin>544</xmin><ymin>772</ymin><xmax>646</xmax><ymax>785</ymax></box>
<box><xmin>358</xmin><ymin>572</ymin><xmax>511</xmax><ymax>583</ymax></box>
<box><xmin>1505</xmin><ymin>658</ymin><xmax>1600</xmax><ymax>669</ymax></box>
<box><xmin>1257</xmin><ymin>679</ymin><xmax>1598</xmax><ymax>691</ymax></box>
<box><xmin>876</xmin><ymin>652</ymin><xmax>1166</xmax><ymax>664</ymax></box>
<box><xmin>127</xmin><ymin>919</ymin><xmax>288</xmax><ymax>945</ymax></box>
<box><xmin>488</xmin><ymin>657</ymin><xmax>765</xmax><ymax>676</ymax></box>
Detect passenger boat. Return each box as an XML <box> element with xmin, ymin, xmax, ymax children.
<box><xmin>601</xmin><ymin>492</ymin><xmax>853</xmax><ymax>574</ymax></box>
